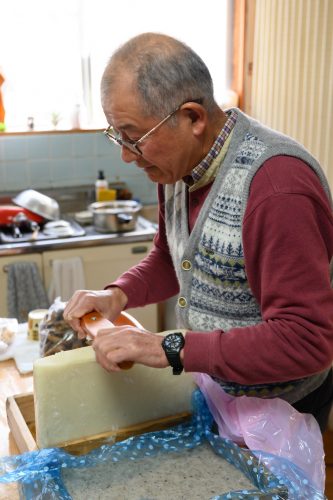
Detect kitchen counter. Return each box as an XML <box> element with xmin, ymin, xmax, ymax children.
<box><xmin>0</xmin><ymin>216</ymin><xmax>157</xmax><ymax>257</ymax></box>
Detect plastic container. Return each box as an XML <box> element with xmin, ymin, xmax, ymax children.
<box><xmin>95</xmin><ymin>170</ymin><xmax>108</xmax><ymax>202</ymax></box>
<box><xmin>97</xmin><ymin>188</ymin><xmax>117</xmax><ymax>201</ymax></box>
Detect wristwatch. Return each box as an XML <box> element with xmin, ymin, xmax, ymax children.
<box><xmin>161</xmin><ymin>332</ymin><xmax>185</xmax><ymax>375</ymax></box>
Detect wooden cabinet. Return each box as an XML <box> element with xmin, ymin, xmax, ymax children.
<box><xmin>1</xmin><ymin>241</ymin><xmax>158</xmax><ymax>331</ymax></box>
<box><xmin>0</xmin><ymin>254</ymin><xmax>44</xmax><ymax>317</ymax></box>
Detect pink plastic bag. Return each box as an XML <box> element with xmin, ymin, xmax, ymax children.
<box><xmin>193</xmin><ymin>372</ymin><xmax>325</xmax><ymax>492</ymax></box>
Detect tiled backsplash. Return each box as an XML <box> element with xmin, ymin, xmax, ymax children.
<box><xmin>0</xmin><ymin>131</ymin><xmax>158</xmax><ymax>205</ymax></box>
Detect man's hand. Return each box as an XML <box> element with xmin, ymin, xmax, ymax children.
<box><xmin>63</xmin><ymin>287</ymin><xmax>128</xmax><ymax>338</ymax></box>
<box><xmin>92</xmin><ymin>326</ymin><xmax>169</xmax><ymax>372</ymax></box>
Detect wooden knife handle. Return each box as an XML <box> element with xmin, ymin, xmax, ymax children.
<box><xmin>81</xmin><ymin>311</ymin><xmax>114</xmax><ymax>338</ymax></box>
<box><xmin>81</xmin><ymin>311</ymin><xmax>134</xmax><ymax>370</ymax></box>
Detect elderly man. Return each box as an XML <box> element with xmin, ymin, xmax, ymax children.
<box><xmin>64</xmin><ymin>33</ymin><xmax>333</xmax><ymax>432</ymax></box>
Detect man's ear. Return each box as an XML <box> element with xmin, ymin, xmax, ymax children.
<box><xmin>188</xmin><ymin>108</ymin><xmax>199</xmax><ymax>123</ymax></box>
<box><xmin>181</xmin><ymin>102</ymin><xmax>207</xmax><ymax>136</ymax></box>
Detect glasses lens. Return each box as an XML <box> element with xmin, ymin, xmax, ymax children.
<box><xmin>105</xmin><ymin>134</ymin><xmax>120</xmax><ymax>147</ymax></box>
<box><xmin>104</xmin><ymin>127</ymin><xmax>141</xmax><ymax>155</ymax></box>
<box><xmin>122</xmin><ymin>140</ymin><xmax>141</xmax><ymax>155</ymax></box>
<box><xmin>104</xmin><ymin>126</ymin><xmax>119</xmax><ymax>141</ymax></box>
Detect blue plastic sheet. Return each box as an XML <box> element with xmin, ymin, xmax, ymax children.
<box><xmin>0</xmin><ymin>390</ymin><xmax>327</xmax><ymax>499</ymax></box>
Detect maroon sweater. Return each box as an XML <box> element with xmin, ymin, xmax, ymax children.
<box><xmin>112</xmin><ymin>156</ymin><xmax>333</xmax><ymax>385</ymax></box>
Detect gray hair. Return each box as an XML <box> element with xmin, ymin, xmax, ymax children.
<box><xmin>101</xmin><ymin>33</ymin><xmax>217</xmax><ymax>119</ymax></box>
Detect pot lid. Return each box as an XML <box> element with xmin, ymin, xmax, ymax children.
<box><xmin>89</xmin><ymin>200</ymin><xmax>142</xmax><ymax>214</ymax></box>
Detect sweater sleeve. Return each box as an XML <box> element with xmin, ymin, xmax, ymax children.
<box><xmin>184</xmin><ymin>157</ymin><xmax>333</xmax><ymax>384</ymax></box>
<box><xmin>107</xmin><ymin>184</ymin><xmax>179</xmax><ymax>308</ymax></box>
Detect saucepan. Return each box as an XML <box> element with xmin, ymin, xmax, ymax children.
<box><xmin>88</xmin><ymin>200</ymin><xmax>142</xmax><ymax>233</ymax></box>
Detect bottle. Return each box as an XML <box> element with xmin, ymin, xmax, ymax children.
<box><xmin>71</xmin><ymin>104</ymin><xmax>81</xmax><ymax>129</ymax></box>
<box><xmin>27</xmin><ymin>116</ymin><xmax>34</xmax><ymax>131</ymax></box>
<box><xmin>95</xmin><ymin>170</ymin><xmax>108</xmax><ymax>201</ymax></box>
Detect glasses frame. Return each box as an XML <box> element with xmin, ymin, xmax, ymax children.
<box><xmin>103</xmin><ymin>98</ymin><xmax>203</xmax><ymax>156</ymax></box>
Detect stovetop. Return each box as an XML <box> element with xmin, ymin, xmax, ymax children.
<box><xmin>0</xmin><ymin>218</ymin><xmax>85</xmax><ymax>244</ymax></box>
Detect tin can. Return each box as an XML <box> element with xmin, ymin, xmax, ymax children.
<box><xmin>28</xmin><ymin>309</ymin><xmax>48</xmax><ymax>341</ymax></box>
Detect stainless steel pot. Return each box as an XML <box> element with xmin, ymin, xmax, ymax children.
<box><xmin>13</xmin><ymin>189</ymin><xmax>60</xmax><ymax>221</ymax></box>
<box><xmin>88</xmin><ymin>200</ymin><xmax>142</xmax><ymax>233</ymax></box>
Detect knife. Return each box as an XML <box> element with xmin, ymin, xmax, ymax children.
<box><xmin>81</xmin><ymin>311</ymin><xmax>134</xmax><ymax>370</ymax></box>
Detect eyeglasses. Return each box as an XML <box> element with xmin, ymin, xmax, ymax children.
<box><xmin>103</xmin><ymin>98</ymin><xmax>203</xmax><ymax>156</ymax></box>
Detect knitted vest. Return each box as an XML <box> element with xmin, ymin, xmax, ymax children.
<box><xmin>164</xmin><ymin>108</ymin><xmax>332</xmax><ymax>403</ymax></box>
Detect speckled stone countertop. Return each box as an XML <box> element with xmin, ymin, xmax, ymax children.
<box><xmin>62</xmin><ymin>443</ymin><xmax>254</xmax><ymax>500</ymax></box>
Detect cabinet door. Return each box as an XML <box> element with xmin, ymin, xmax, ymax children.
<box><xmin>0</xmin><ymin>254</ymin><xmax>43</xmax><ymax>317</ymax></box>
<box><xmin>42</xmin><ymin>242</ymin><xmax>158</xmax><ymax>331</ymax></box>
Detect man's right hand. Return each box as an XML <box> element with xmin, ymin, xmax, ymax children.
<box><xmin>63</xmin><ymin>287</ymin><xmax>128</xmax><ymax>339</ymax></box>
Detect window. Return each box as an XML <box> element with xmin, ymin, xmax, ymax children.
<box><xmin>1</xmin><ymin>1</ymin><xmax>82</xmax><ymax>131</ymax></box>
<box><xmin>1</xmin><ymin>0</ymin><xmax>234</xmax><ymax>132</ymax></box>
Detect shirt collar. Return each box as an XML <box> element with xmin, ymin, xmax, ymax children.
<box><xmin>183</xmin><ymin>109</ymin><xmax>237</xmax><ymax>186</ymax></box>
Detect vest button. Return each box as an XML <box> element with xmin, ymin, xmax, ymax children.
<box><xmin>178</xmin><ymin>296</ymin><xmax>187</xmax><ymax>308</ymax></box>
<box><xmin>181</xmin><ymin>260</ymin><xmax>192</xmax><ymax>271</ymax></box>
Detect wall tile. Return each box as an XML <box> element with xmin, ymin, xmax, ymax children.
<box><xmin>94</xmin><ymin>150</ymin><xmax>137</xmax><ymax>179</ymax></box>
<box><xmin>73</xmin><ymin>157</ymin><xmax>97</xmax><ymax>184</ymax></box>
<box><xmin>4</xmin><ymin>161</ymin><xmax>30</xmax><ymax>190</ymax></box>
<box><xmin>27</xmin><ymin>135</ymin><xmax>50</xmax><ymax>159</ymax></box>
<box><xmin>94</xmin><ymin>132</ymin><xmax>114</xmax><ymax>157</ymax></box>
<box><xmin>0</xmin><ymin>133</ymin><xmax>157</xmax><ymax>205</ymax></box>
<box><xmin>27</xmin><ymin>160</ymin><xmax>52</xmax><ymax>188</ymax></box>
<box><xmin>3</xmin><ymin>136</ymin><xmax>27</xmax><ymax>161</ymax></box>
<box><xmin>72</xmin><ymin>133</ymin><xmax>95</xmax><ymax>158</ymax></box>
<box><xmin>94</xmin><ymin>156</ymin><xmax>120</xmax><ymax>182</ymax></box>
<box><xmin>0</xmin><ymin>138</ymin><xmax>4</xmax><ymax>161</ymax></box>
<box><xmin>50</xmin><ymin>134</ymin><xmax>73</xmax><ymax>158</ymax></box>
<box><xmin>0</xmin><ymin>158</ymin><xmax>5</xmax><ymax>188</ymax></box>
<box><xmin>49</xmin><ymin>158</ymin><xmax>75</xmax><ymax>186</ymax></box>
<box><xmin>125</xmin><ymin>171</ymin><xmax>158</xmax><ymax>205</ymax></box>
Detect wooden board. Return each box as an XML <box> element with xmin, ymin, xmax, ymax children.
<box><xmin>6</xmin><ymin>393</ymin><xmax>37</xmax><ymax>454</ymax></box>
<box><xmin>6</xmin><ymin>392</ymin><xmax>191</xmax><ymax>456</ymax></box>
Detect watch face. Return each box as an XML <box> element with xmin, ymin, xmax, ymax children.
<box><xmin>164</xmin><ymin>333</ymin><xmax>184</xmax><ymax>351</ymax></box>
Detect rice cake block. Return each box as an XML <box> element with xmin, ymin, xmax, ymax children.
<box><xmin>33</xmin><ymin>346</ymin><xmax>195</xmax><ymax>448</ymax></box>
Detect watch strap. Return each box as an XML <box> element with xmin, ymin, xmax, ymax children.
<box><xmin>167</xmin><ymin>351</ymin><xmax>183</xmax><ymax>375</ymax></box>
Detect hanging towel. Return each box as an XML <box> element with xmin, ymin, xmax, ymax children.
<box><xmin>7</xmin><ymin>262</ymin><xmax>50</xmax><ymax>323</ymax></box>
<box><xmin>48</xmin><ymin>257</ymin><xmax>85</xmax><ymax>303</ymax></box>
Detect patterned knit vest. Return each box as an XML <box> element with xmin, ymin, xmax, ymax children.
<box><xmin>164</xmin><ymin>108</ymin><xmax>332</xmax><ymax>403</ymax></box>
